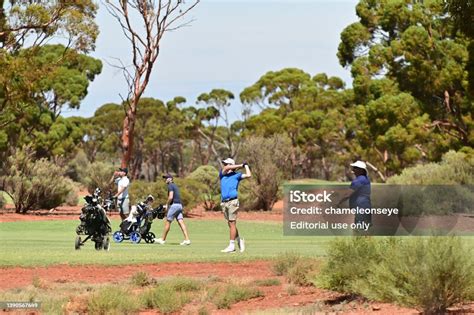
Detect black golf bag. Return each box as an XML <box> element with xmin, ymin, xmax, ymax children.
<box><xmin>75</xmin><ymin>188</ymin><xmax>112</xmax><ymax>250</ymax></box>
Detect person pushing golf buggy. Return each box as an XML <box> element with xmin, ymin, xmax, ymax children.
<box><xmin>219</xmin><ymin>158</ymin><xmax>252</xmax><ymax>253</ymax></box>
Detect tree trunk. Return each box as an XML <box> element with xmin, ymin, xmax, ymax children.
<box><xmin>160</xmin><ymin>147</ymin><xmax>166</xmax><ymax>174</ymax></box>
<box><xmin>187</xmin><ymin>140</ymin><xmax>197</xmax><ymax>173</ymax></box>
<box><xmin>322</xmin><ymin>156</ymin><xmax>331</xmax><ymax>180</ymax></box>
<box><xmin>178</xmin><ymin>141</ymin><xmax>185</xmax><ymax>176</ymax></box>
<box><xmin>121</xmin><ymin>106</ymin><xmax>136</xmax><ymax>168</ymax></box>
<box><xmin>132</xmin><ymin>150</ymin><xmax>142</xmax><ymax>179</ymax></box>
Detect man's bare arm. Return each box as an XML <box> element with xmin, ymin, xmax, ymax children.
<box><xmin>166</xmin><ymin>191</ymin><xmax>174</xmax><ymax>209</ymax></box>
<box><xmin>241</xmin><ymin>165</ymin><xmax>251</xmax><ymax>179</ymax></box>
<box><xmin>222</xmin><ymin>164</ymin><xmax>243</xmax><ymax>173</ymax></box>
<box><xmin>109</xmin><ymin>173</ymin><xmax>117</xmax><ymax>184</ymax></box>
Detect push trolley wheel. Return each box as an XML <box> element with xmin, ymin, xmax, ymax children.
<box><xmin>130</xmin><ymin>231</ymin><xmax>141</xmax><ymax>244</ymax></box>
<box><xmin>113</xmin><ymin>231</ymin><xmax>124</xmax><ymax>243</ymax></box>
<box><xmin>75</xmin><ymin>236</ymin><xmax>82</xmax><ymax>250</ymax></box>
<box><xmin>144</xmin><ymin>232</ymin><xmax>156</xmax><ymax>243</ymax></box>
<box><xmin>95</xmin><ymin>241</ymin><xmax>103</xmax><ymax>251</ymax></box>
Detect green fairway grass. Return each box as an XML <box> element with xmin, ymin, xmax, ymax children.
<box><xmin>0</xmin><ymin>219</ymin><xmax>331</xmax><ymax>267</ymax></box>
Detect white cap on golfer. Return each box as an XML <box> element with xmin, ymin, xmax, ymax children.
<box><xmin>222</xmin><ymin>158</ymin><xmax>235</xmax><ymax>165</ymax></box>
<box><xmin>350</xmin><ymin>160</ymin><xmax>367</xmax><ymax>170</ymax></box>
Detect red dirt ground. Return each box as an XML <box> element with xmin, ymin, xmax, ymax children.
<box><xmin>0</xmin><ymin>261</ymin><xmax>273</xmax><ymax>291</ymax></box>
<box><xmin>0</xmin><ymin>261</ymin><xmax>422</xmax><ymax>315</ymax></box>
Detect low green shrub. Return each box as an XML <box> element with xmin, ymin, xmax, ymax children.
<box><xmin>161</xmin><ymin>277</ymin><xmax>202</xmax><ymax>292</ymax></box>
<box><xmin>64</xmin><ymin>183</ymin><xmax>79</xmax><ymax>206</ymax></box>
<box><xmin>42</xmin><ymin>296</ymin><xmax>68</xmax><ymax>315</ymax></box>
<box><xmin>87</xmin><ymin>286</ymin><xmax>140</xmax><ymax>315</ymax></box>
<box><xmin>388</xmin><ymin>150</ymin><xmax>474</xmax><ymax>185</ymax></box>
<box><xmin>353</xmin><ymin>237</ymin><xmax>474</xmax><ymax>314</ymax></box>
<box><xmin>174</xmin><ymin>177</ymin><xmax>208</xmax><ymax>210</ymax></box>
<box><xmin>239</xmin><ymin>135</ymin><xmax>292</xmax><ymax>210</ymax></box>
<box><xmin>141</xmin><ymin>281</ymin><xmax>192</xmax><ymax>313</ymax></box>
<box><xmin>237</xmin><ymin>179</ymin><xmax>258</xmax><ymax>211</ymax></box>
<box><xmin>273</xmin><ymin>252</ymin><xmax>319</xmax><ymax>286</ymax></box>
<box><xmin>84</xmin><ymin>161</ymin><xmax>116</xmax><ymax>194</ymax></box>
<box><xmin>286</xmin><ymin>259</ymin><xmax>319</xmax><ymax>286</ymax></box>
<box><xmin>1</xmin><ymin>147</ymin><xmax>77</xmax><ymax>213</ymax></box>
<box><xmin>316</xmin><ymin>237</ymin><xmax>389</xmax><ymax>293</ymax></box>
<box><xmin>186</xmin><ymin>165</ymin><xmax>221</xmax><ymax>211</ymax></box>
<box><xmin>272</xmin><ymin>252</ymin><xmax>302</xmax><ymax>276</ymax></box>
<box><xmin>209</xmin><ymin>285</ymin><xmax>263</xmax><ymax>309</ymax></box>
<box><xmin>387</xmin><ymin>150</ymin><xmax>474</xmax><ymax>215</ymax></box>
<box><xmin>129</xmin><ymin>180</ymin><xmax>166</xmax><ymax>205</ymax></box>
<box><xmin>317</xmin><ymin>236</ymin><xmax>474</xmax><ymax>314</ymax></box>
<box><xmin>130</xmin><ymin>271</ymin><xmax>153</xmax><ymax>287</ymax></box>
<box><xmin>66</xmin><ymin>149</ymin><xmax>90</xmax><ymax>183</ymax></box>
<box><xmin>397</xmin><ymin>185</ymin><xmax>474</xmax><ymax>216</ymax></box>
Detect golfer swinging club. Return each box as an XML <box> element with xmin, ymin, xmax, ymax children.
<box><xmin>219</xmin><ymin>158</ymin><xmax>251</xmax><ymax>253</ymax></box>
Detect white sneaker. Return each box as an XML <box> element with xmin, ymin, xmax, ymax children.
<box><xmin>220</xmin><ymin>246</ymin><xmax>236</xmax><ymax>253</ymax></box>
<box><xmin>238</xmin><ymin>238</ymin><xmax>245</xmax><ymax>253</ymax></box>
<box><xmin>180</xmin><ymin>240</ymin><xmax>191</xmax><ymax>246</ymax></box>
<box><xmin>154</xmin><ymin>238</ymin><xmax>165</xmax><ymax>245</ymax></box>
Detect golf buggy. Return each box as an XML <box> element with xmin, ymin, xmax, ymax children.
<box><xmin>75</xmin><ymin>188</ymin><xmax>112</xmax><ymax>250</ymax></box>
<box><xmin>113</xmin><ymin>195</ymin><xmax>165</xmax><ymax>244</ymax></box>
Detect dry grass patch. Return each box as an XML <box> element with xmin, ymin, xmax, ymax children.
<box><xmin>87</xmin><ymin>286</ymin><xmax>140</xmax><ymax>315</ymax></box>
<box><xmin>252</xmin><ymin>278</ymin><xmax>281</xmax><ymax>287</ymax></box>
<box><xmin>208</xmin><ymin>284</ymin><xmax>263</xmax><ymax>309</ymax></box>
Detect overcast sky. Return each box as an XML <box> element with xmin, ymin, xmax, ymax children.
<box><xmin>63</xmin><ymin>0</ymin><xmax>359</xmax><ymax>119</ymax></box>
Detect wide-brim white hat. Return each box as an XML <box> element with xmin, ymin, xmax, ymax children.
<box><xmin>350</xmin><ymin>160</ymin><xmax>367</xmax><ymax>170</ymax></box>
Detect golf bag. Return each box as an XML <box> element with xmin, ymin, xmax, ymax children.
<box><xmin>102</xmin><ymin>191</ymin><xmax>116</xmax><ymax>212</ymax></box>
<box><xmin>75</xmin><ymin>188</ymin><xmax>112</xmax><ymax>250</ymax></box>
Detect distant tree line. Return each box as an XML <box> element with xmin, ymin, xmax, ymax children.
<box><xmin>1</xmin><ymin>0</ymin><xmax>473</xmax><ymax>212</ymax></box>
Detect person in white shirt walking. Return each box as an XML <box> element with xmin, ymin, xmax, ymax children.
<box><xmin>113</xmin><ymin>167</ymin><xmax>130</xmax><ymax>221</ymax></box>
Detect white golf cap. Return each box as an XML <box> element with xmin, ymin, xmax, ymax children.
<box><xmin>222</xmin><ymin>158</ymin><xmax>235</xmax><ymax>165</ymax></box>
<box><xmin>350</xmin><ymin>160</ymin><xmax>367</xmax><ymax>170</ymax></box>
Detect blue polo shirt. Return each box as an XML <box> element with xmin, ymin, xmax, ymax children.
<box><xmin>349</xmin><ymin>175</ymin><xmax>371</xmax><ymax>208</ymax></box>
<box><xmin>219</xmin><ymin>170</ymin><xmax>243</xmax><ymax>201</ymax></box>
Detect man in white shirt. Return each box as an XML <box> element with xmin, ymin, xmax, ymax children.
<box><xmin>113</xmin><ymin>167</ymin><xmax>130</xmax><ymax>220</ymax></box>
